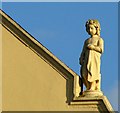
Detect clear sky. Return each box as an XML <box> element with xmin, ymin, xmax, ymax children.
<box><xmin>2</xmin><ymin>2</ymin><xmax>118</xmax><ymax>111</ymax></box>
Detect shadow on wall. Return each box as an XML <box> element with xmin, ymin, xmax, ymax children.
<box><xmin>66</xmin><ymin>78</ymin><xmax>74</xmax><ymax>104</ymax></box>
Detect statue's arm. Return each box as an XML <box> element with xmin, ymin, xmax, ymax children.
<box><xmin>79</xmin><ymin>41</ymin><xmax>86</xmax><ymax>65</ymax></box>
<box><xmin>94</xmin><ymin>38</ymin><xmax>104</xmax><ymax>53</ymax></box>
<box><xmin>88</xmin><ymin>38</ymin><xmax>104</xmax><ymax>53</ymax></box>
<box><xmin>79</xmin><ymin>53</ymin><xmax>84</xmax><ymax>65</ymax></box>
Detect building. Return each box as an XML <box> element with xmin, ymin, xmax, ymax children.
<box><xmin>0</xmin><ymin>10</ymin><xmax>114</xmax><ymax>112</ymax></box>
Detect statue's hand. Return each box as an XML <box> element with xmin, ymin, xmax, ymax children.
<box><xmin>87</xmin><ymin>44</ymin><xmax>95</xmax><ymax>50</ymax></box>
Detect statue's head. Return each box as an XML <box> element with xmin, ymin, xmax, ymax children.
<box><xmin>85</xmin><ymin>19</ymin><xmax>101</xmax><ymax>36</ymax></box>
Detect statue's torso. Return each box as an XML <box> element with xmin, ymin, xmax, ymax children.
<box><xmin>82</xmin><ymin>37</ymin><xmax>102</xmax><ymax>68</ymax></box>
<box><xmin>86</xmin><ymin>37</ymin><xmax>100</xmax><ymax>47</ymax></box>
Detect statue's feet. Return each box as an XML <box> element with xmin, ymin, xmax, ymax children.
<box><xmin>89</xmin><ymin>88</ymin><xmax>95</xmax><ymax>91</ymax></box>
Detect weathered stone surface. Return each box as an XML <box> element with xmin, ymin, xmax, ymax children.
<box><xmin>83</xmin><ymin>90</ymin><xmax>103</xmax><ymax>97</ymax></box>
<box><xmin>79</xmin><ymin>19</ymin><xmax>104</xmax><ymax>92</ymax></box>
<box><xmin>71</xmin><ymin>95</ymin><xmax>114</xmax><ymax>112</ymax></box>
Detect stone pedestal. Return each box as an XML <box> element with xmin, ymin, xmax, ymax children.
<box><xmin>71</xmin><ymin>95</ymin><xmax>114</xmax><ymax>112</ymax></box>
<box><xmin>83</xmin><ymin>90</ymin><xmax>103</xmax><ymax>97</ymax></box>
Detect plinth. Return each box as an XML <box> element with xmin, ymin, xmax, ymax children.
<box><xmin>83</xmin><ymin>90</ymin><xmax>103</xmax><ymax>97</ymax></box>
<box><xmin>72</xmin><ymin>94</ymin><xmax>114</xmax><ymax>112</ymax></box>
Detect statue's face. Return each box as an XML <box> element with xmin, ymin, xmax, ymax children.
<box><xmin>88</xmin><ymin>24</ymin><xmax>96</xmax><ymax>36</ymax></box>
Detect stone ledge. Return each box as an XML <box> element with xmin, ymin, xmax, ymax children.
<box><xmin>73</xmin><ymin>95</ymin><xmax>105</xmax><ymax>101</ymax></box>
<box><xmin>69</xmin><ymin>95</ymin><xmax>115</xmax><ymax>112</ymax></box>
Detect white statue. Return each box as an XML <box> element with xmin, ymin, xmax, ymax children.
<box><xmin>79</xmin><ymin>19</ymin><xmax>104</xmax><ymax>92</ymax></box>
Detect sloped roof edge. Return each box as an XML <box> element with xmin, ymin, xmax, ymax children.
<box><xmin>0</xmin><ymin>9</ymin><xmax>79</xmax><ymax>79</ymax></box>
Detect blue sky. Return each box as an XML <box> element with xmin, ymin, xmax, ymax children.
<box><xmin>2</xmin><ymin>2</ymin><xmax>118</xmax><ymax>111</ymax></box>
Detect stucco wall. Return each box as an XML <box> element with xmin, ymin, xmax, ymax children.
<box><xmin>0</xmin><ymin>24</ymin><xmax>2</xmax><ymax>112</ymax></box>
<box><xmin>2</xmin><ymin>25</ymin><xmax>70</xmax><ymax>111</ymax></box>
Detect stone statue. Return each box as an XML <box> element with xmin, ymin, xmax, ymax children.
<box><xmin>79</xmin><ymin>19</ymin><xmax>104</xmax><ymax>93</ymax></box>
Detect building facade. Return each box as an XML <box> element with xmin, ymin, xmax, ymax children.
<box><xmin>0</xmin><ymin>10</ymin><xmax>114</xmax><ymax>112</ymax></box>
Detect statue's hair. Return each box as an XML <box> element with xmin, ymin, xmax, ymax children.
<box><xmin>85</xmin><ymin>19</ymin><xmax>101</xmax><ymax>36</ymax></box>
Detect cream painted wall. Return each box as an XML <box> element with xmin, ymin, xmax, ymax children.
<box><xmin>2</xmin><ymin>25</ymin><xmax>70</xmax><ymax>111</ymax></box>
<box><xmin>0</xmin><ymin>24</ymin><xmax>2</xmax><ymax>112</ymax></box>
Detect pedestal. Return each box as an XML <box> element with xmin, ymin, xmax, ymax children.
<box><xmin>83</xmin><ymin>90</ymin><xmax>103</xmax><ymax>97</ymax></box>
<box><xmin>72</xmin><ymin>95</ymin><xmax>114</xmax><ymax>112</ymax></box>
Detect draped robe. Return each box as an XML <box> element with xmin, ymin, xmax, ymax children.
<box><xmin>80</xmin><ymin>37</ymin><xmax>104</xmax><ymax>82</ymax></box>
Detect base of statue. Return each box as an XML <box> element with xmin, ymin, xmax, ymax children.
<box><xmin>83</xmin><ymin>90</ymin><xmax>103</xmax><ymax>97</ymax></box>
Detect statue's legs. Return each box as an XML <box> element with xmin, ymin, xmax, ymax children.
<box><xmin>81</xmin><ymin>65</ymin><xmax>91</xmax><ymax>90</ymax></box>
<box><xmin>82</xmin><ymin>75</ymin><xmax>91</xmax><ymax>90</ymax></box>
<box><xmin>89</xmin><ymin>81</ymin><xmax>96</xmax><ymax>90</ymax></box>
<box><xmin>95</xmin><ymin>77</ymin><xmax>101</xmax><ymax>91</ymax></box>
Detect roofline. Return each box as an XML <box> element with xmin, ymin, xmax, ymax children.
<box><xmin>0</xmin><ymin>9</ymin><xmax>79</xmax><ymax>79</ymax></box>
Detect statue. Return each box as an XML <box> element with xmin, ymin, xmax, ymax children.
<box><xmin>79</xmin><ymin>19</ymin><xmax>104</xmax><ymax>94</ymax></box>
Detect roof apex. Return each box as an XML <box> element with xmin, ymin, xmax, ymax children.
<box><xmin>0</xmin><ymin>9</ymin><xmax>79</xmax><ymax>79</ymax></box>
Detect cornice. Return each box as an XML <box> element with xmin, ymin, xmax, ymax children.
<box><xmin>0</xmin><ymin>9</ymin><xmax>79</xmax><ymax>80</ymax></box>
